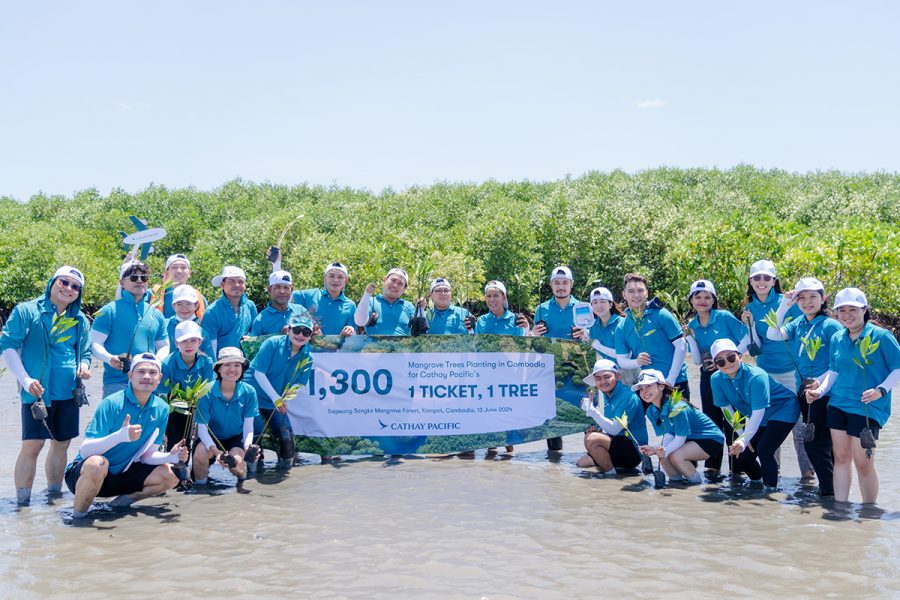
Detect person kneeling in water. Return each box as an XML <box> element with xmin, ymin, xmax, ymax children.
<box><xmin>635</xmin><ymin>369</ymin><xmax>726</xmax><ymax>485</ymax></box>
<box><xmin>577</xmin><ymin>359</ymin><xmax>648</xmax><ymax>475</ymax></box>
<box><xmin>193</xmin><ymin>347</ymin><xmax>259</xmax><ymax>485</ymax></box>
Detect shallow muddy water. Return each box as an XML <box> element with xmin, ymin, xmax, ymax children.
<box><xmin>1</xmin><ymin>361</ymin><xmax>898</xmax><ymax>599</ymax></box>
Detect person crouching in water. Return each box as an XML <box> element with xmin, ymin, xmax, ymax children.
<box><xmin>193</xmin><ymin>347</ymin><xmax>259</xmax><ymax>485</ymax></box>
<box><xmin>634</xmin><ymin>369</ymin><xmax>726</xmax><ymax>485</ymax></box>
<box><xmin>247</xmin><ymin>315</ymin><xmax>314</xmax><ymax>470</ymax></box>
<box><xmin>577</xmin><ymin>359</ymin><xmax>648</xmax><ymax>475</ymax></box>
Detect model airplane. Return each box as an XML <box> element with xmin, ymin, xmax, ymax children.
<box><xmin>119</xmin><ymin>216</ymin><xmax>167</xmax><ymax>261</ymax></box>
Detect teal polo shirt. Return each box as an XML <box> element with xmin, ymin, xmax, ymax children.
<box><xmin>92</xmin><ymin>289</ymin><xmax>168</xmax><ymax>388</ymax></box>
<box><xmin>73</xmin><ymin>387</ymin><xmax>169</xmax><ymax>475</ymax></box>
<box><xmin>688</xmin><ymin>309</ymin><xmax>749</xmax><ymax>356</ymax></box>
<box><xmin>827</xmin><ymin>322</ymin><xmax>899</xmax><ymax>427</ymax></box>
<box><xmin>587</xmin><ymin>313</ymin><xmax>622</xmax><ymax>361</ymax></box>
<box><xmin>602</xmin><ymin>382</ymin><xmax>648</xmax><ymax>445</ymax></box>
<box><xmin>475</xmin><ymin>310</ymin><xmax>525</xmax><ymax>336</ymax></box>
<box><xmin>711</xmin><ymin>363</ymin><xmax>799</xmax><ymax>426</ymax></box>
<box><xmin>365</xmin><ymin>295</ymin><xmax>416</xmax><ymax>336</ymax></box>
<box><xmin>195</xmin><ymin>381</ymin><xmax>259</xmax><ymax>439</ymax></box>
<box><xmin>246</xmin><ymin>335</ymin><xmax>313</xmax><ymax>410</ymax></box>
<box><xmin>533</xmin><ymin>296</ymin><xmax>581</xmax><ymax>339</ymax></box>
<box><xmin>782</xmin><ymin>314</ymin><xmax>842</xmax><ymax>385</ymax></box>
<box><xmin>158</xmin><ymin>351</ymin><xmax>215</xmax><ymax>397</ymax></box>
<box><xmin>250</xmin><ymin>302</ymin><xmax>306</xmax><ymax>336</ymax></box>
<box><xmin>165</xmin><ymin>316</ymin><xmax>214</xmax><ymax>358</ymax></box>
<box><xmin>746</xmin><ymin>292</ymin><xmax>803</xmax><ymax>374</ymax></box>
<box><xmin>615</xmin><ymin>304</ymin><xmax>688</xmax><ymax>384</ymax></box>
<box><xmin>646</xmin><ymin>400</ymin><xmax>725</xmax><ymax>442</ymax></box>
<box><xmin>201</xmin><ymin>293</ymin><xmax>258</xmax><ymax>351</ymax></box>
<box><xmin>426</xmin><ymin>305</ymin><xmax>472</xmax><ymax>335</ymax></box>
<box><xmin>292</xmin><ymin>288</ymin><xmax>356</xmax><ymax>335</ymax></box>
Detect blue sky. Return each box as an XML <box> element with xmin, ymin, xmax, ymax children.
<box><xmin>1</xmin><ymin>1</ymin><xmax>897</xmax><ymax>201</ymax></box>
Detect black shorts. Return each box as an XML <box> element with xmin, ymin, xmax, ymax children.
<box><xmin>827</xmin><ymin>406</ymin><xmax>881</xmax><ymax>439</ymax></box>
<box><xmin>609</xmin><ymin>435</ymin><xmax>641</xmax><ymax>469</ymax></box>
<box><xmin>64</xmin><ymin>458</ymin><xmax>158</xmax><ymax>497</ymax></box>
<box><xmin>691</xmin><ymin>437</ymin><xmax>724</xmax><ymax>465</ymax></box>
<box><xmin>21</xmin><ymin>399</ymin><xmax>79</xmax><ymax>441</ymax></box>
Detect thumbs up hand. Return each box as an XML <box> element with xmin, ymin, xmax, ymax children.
<box><xmin>119</xmin><ymin>414</ymin><xmax>143</xmax><ymax>442</ymax></box>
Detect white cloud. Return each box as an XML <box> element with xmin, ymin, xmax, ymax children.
<box><xmin>636</xmin><ymin>99</ymin><xmax>667</xmax><ymax>109</ymax></box>
<box><xmin>118</xmin><ymin>101</ymin><xmax>133</xmax><ymax>111</ymax></box>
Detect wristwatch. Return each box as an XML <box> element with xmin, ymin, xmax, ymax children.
<box><xmin>876</xmin><ymin>386</ymin><xmax>888</xmax><ymax>398</ymax></box>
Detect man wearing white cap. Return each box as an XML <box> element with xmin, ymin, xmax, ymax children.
<box><xmin>576</xmin><ymin>359</ymin><xmax>648</xmax><ymax>474</ymax></box>
<box><xmin>532</xmin><ymin>266</ymin><xmax>581</xmax><ymax>339</ymax></box>
<box><xmin>418</xmin><ymin>278</ymin><xmax>475</xmax><ymax>335</ymax></box>
<box><xmin>156</xmin><ymin>253</ymin><xmax>207</xmax><ymax>319</ymax></box>
<box><xmin>250</xmin><ymin>270</ymin><xmax>306</xmax><ymax>336</ymax></box>
<box><xmin>474</xmin><ymin>281</ymin><xmax>530</xmax><ymax>335</ymax></box>
<box><xmin>164</xmin><ymin>284</ymin><xmax>213</xmax><ymax>358</ymax></box>
<box><xmin>354</xmin><ymin>268</ymin><xmax>417</xmax><ymax>336</ymax></box>
<box><xmin>2</xmin><ymin>266</ymin><xmax>93</xmax><ymax>506</ymax></box>
<box><xmin>65</xmin><ymin>353</ymin><xmax>186</xmax><ymax>519</ymax></box>
<box><xmin>201</xmin><ymin>265</ymin><xmax>258</xmax><ymax>356</ymax></box>
<box><xmin>91</xmin><ymin>261</ymin><xmax>169</xmax><ymax>398</ymax></box>
<box><xmin>292</xmin><ymin>261</ymin><xmax>357</xmax><ymax>336</ymax></box>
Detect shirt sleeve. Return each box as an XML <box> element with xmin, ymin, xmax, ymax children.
<box><xmin>658</xmin><ymin>309</ymin><xmax>683</xmax><ymax>342</ymax></box>
<box><xmin>0</xmin><ymin>305</ymin><xmax>28</xmax><ymax>352</ymax></box>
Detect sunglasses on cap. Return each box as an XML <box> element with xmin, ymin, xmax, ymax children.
<box><xmin>129</xmin><ymin>274</ymin><xmax>149</xmax><ymax>283</ymax></box>
<box><xmin>57</xmin><ymin>278</ymin><xmax>81</xmax><ymax>292</ymax></box>
<box><xmin>751</xmin><ymin>274</ymin><xmax>773</xmax><ymax>282</ymax></box>
<box><xmin>714</xmin><ymin>353</ymin><xmax>740</xmax><ymax>368</ymax></box>
<box><xmin>291</xmin><ymin>325</ymin><xmax>313</xmax><ymax>337</ymax></box>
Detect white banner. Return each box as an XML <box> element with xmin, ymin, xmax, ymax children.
<box><xmin>286</xmin><ymin>352</ymin><xmax>556</xmax><ymax>437</ymax></box>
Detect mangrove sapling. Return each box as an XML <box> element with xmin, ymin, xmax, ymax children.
<box><xmin>613</xmin><ymin>411</ymin><xmax>664</xmax><ymax>487</ymax></box>
<box><xmin>852</xmin><ymin>334</ymin><xmax>880</xmax><ymax>458</ymax></box>
<box><xmin>723</xmin><ymin>407</ymin><xmax>748</xmax><ymax>479</ymax></box>
<box><xmin>796</xmin><ymin>332</ymin><xmax>824</xmax><ymax>442</ymax></box>
<box><xmin>409</xmin><ymin>257</ymin><xmax>434</xmax><ymax>337</ymax></box>
<box><xmin>167</xmin><ymin>377</ymin><xmax>215</xmax><ymax>483</ymax></box>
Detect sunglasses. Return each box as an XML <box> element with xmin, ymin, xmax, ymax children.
<box><xmin>129</xmin><ymin>274</ymin><xmax>149</xmax><ymax>283</ymax></box>
<box><xmin>291</xmin><ymin>325</ymin><xmax>313</xmax><ymax>337</ymax></box>
<box><xmin>714</xmin><ymin>353</ymin><xmax>740</xmax><ymax>368</ymax></box>
<box><xmin>58</xmin><ymin>278</ymin><xmax>81</xmax><ymax>292</ymax></box>
<box><xmin>751</xmin><ymin>274</ymin><xmax>773</xmax><ymax>282</ymax></box>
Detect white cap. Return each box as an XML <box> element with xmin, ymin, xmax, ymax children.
<box><xmin>689</xmin><ymin>279</ymin><xmax>717</xmax><ymax>298</ymax></box>
<box><xmin>53</xmin><ymin>265</ymin><xmax>85</xmax><ymax>288</ymax></box>
<box><xmin>212</xmin><ymin>266</ymin><xmax>246</xmax><ymax>287</ymax></box>
<box><xmin>324</xmin><ymin>261</ymin><xmax>349</xmax><ymax>277</ymax></box>
<box><xmin>582</xmin><ymin>359</ymin><xmax>619</xmax><ymax>386</ymax></box>
<box><xmin>589</xmin><ymin>287</ymin><xmax>614</xmax><ymax>302</ymax></box>
<box><xmin>749</xmin><ymin>260</ymin><xmax>777</xmax><ymax>279</ymax></box>
<box><xmin>631</xmin><ymin>369</ymin><xmax>667</xmax><ymax>391</ymax></box>
<box><xmin>174</xmin><ymin>320</ymin><xmax>203</xmax><ymax>342</ymax></box>
<box><xmin>385</xmin><ymin>268</ymin><xmax>409</xmax><ymax>286</ymax></box>
<box><xmin>793</xmin><ymin>277</ymin><xmax>825</xmax><ymax>294</ymax></box>
<box><xmin>214</xmin><ymin>346</ymin><xmax>248</xmax><ymax>367</ymax></box>
<box><xmin>129</xmin><ymin>352</ymin><xmax>162</xmax><ymax>373</ymax></box>
<box><xmin>833</xmin><ymin>287</ymin><xmax>868</xmax><ymax>309</ymax></box>
<box><xmin>550</xmin><ymin>266</ymin><xmax>574</xmax><ymax>282</ymax></box>
<box><xmin>711</xmin><ymin>338</ymin><xmax>739</xmax><ymax>358</ymax></box>
<box><xmin>172</xmin><ymin>284</ymin><xmax>199</xmax><ymax>305</ymax></box>
<box><xmin>484</xmin><ymin>280</ymin><xmax>507</xmax><ymax>296</ymax></box>
<box><xmin>268</xmin><ymin>270</ymin><xmax>293</xmax><ymax>286</ymax></box>
<box><xmin>430</xmin><ymin>278</ymin><xmax>451</xmax><ymax>293</ymax></box>
<box><xmin>165</xmin><ymin>253</ymin><xmax>190</xmax><ymax>270</ymax></box>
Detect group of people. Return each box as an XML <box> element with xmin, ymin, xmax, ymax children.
<box><xmin>1</xmin><ymin>251</ymin><xmax>897</xmax><ymax>519</ymax></box>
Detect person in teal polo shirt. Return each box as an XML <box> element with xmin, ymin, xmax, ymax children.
<box><xmin>1</xmin><ymin>266</ymin><xmax>92</xmax><ymax>506</ymax></box>
<box><xmin>768</xmin><ymin>277</ymin><xmax>842</xmax><ymax>497</ymax></box>
<box><xmin>354</xmin><ymin>268</ymin><xmax>416</xmax><ymax>336</ymax></box>
<box><xmin>739</xmin><ymin>259</ymin><xmax>811</xmax><ymax>478</ymax></box>
<box><xmin>292</xmin><ymin>261</ymin><xmax>357</xmax><ymax>336</ymax></box>
<box><xmin>683</xmin><ymin>279</ymin><xmax>749</xmax><ymax>472</ymax></box>
<box><xmin>247</xmin><ymin>315</ymin><xmax>313</xmax><ymax>470</ymax></box>
<box><xmin>65</xmin><ymin>353</ymin><xmax>186</xmax><ymax>519</ymax></box>
<box><xmin>201</xmin><ymin>265</ymin><xmax>258</xmax><ymax>356</ymax></box>
<box><xmin>420</xmin><ymin>278</ymin><xmax>475</xmax><ymax>335</ymax></box>
<box><xmin>156</xmin><ymin>253</ymin><xmax>207</xmax><ymax>319</ymax></box>
<box><xmin>159</xmin><ymin>320</ymin><xmax>215</xmax><ymax>451</ymax></box>
<box><xmin>532</xmin><ymin>265</ymin><xmax>580</xmax><ymax>339</ymax></box>
<box><xmin>577</xmin><ymin>359</ymin><xmax>648</xmax><ymax>475</ymax></box>
<box><xmin>164</xmin><ymin>284</ymin><xmax>213</xmax><ymax>358</ymax></box>
<box><xmin>474</xmin><ymin>281</ymin><xmax>529</xmax><ymax>336</ymax></box>
<box><xmin>193</xmin><ymin>347</ymin><xmax>259</xmax><ymax>485</ymax></box>
<box><xmin>91</xmin><ymin>261</ymin><xmax>169</xmax><ymax>398</ymax></box>
<box><xmin>615</xmin><ymin>272</ymin><xmax>690</xmax><ymax>398</ymax></box>
<box><xmin>806</xmin><ymin>288</ymin><xmax>900</xmax><ymax>504</ymax></box>
<box><xmin>710</xmin><ymin>339</ymin><xmax>800</xmax><ymax>490</ymax></box>
<box><xmin>636</xmin><ymin>369</ymin><xmax>725</xmax><ymax>485</ymax></box>
<box><xmin>250</xmin><ymin>270</ymin><xmax>306</xmax><ymax>336</ymax></box>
